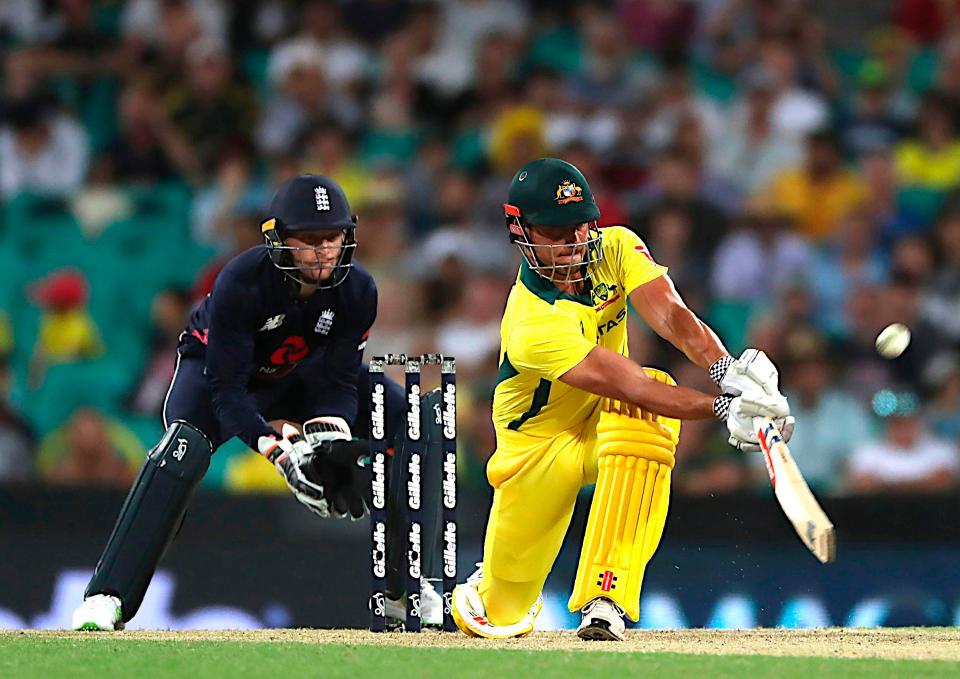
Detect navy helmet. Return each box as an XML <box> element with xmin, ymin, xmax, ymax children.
<box><xmin>261</xmin><ymin>174</ymin><xmax>357</xmax><ymax>288</ymax></box>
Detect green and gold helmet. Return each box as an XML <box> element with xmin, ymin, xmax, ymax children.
<box><xmin>503</xmin><ymin>158</ymin><xmax>603</xmax><ymax>283</ymax></box>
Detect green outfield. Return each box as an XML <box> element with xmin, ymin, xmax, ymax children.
<box><xmin>3</xmin><ymin>629</ymin><xmax>959</xmax><ymax>678</ymax></box>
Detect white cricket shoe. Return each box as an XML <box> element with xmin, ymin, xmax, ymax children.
<box><xmin>451</xmin><ymin>563</ymin><xmax>543</xmax><ymax>639</ymax></box>
<box><xmin>385</xmin><ymin>578</ymin><xmax>443</xmax><ymax>627</ymax></box>
<box><xmin>72</xmin><ymin>594</ymin><xmax>123</xmax><ymax>631</ymax></box>
<box><xmin>577</xmin><ymin>597</ymin><xmax>625</xmax><ymax>640</ymax></box>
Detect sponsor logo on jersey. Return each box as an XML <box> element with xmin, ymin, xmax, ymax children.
<box><xmin>597</xmin><ymin>308</ymin><xmax>627</xmax><ymax>337</ymax></box>
<box><xmin>259</xmin><ymin>314</ymin><xmax>285</xmax><ymax>332</ymax></box>
<box><xmin>314</xmin><ymin>185</ymin><xmax>330</xmax><ymax>211</ymax></box>
<box><xmin>270</xmin><ymin>336</ymin><xmax>309</xmax><ymax>365</ymax></box>
<box><xmin>315</xmin><ymin>308</ymin><xmax>335</xmax><ymax>334</ymax></box>
<box><xmin>555</xmin><ymin>179</ymin><xmax>584</xmax><ymax>204</ymax></box>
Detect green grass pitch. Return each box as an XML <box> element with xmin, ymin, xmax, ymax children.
<box><xmin>3</xmin><ymin>632</ymin><xmax>960</xmax><ymax>679</ymax></box>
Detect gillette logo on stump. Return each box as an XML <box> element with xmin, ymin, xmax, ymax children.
<box><xmin>371</xmin><ymin>452</ymin><xmax>386</xmax><ymax>510</ymax></box>
<box><xmin>372</xmin><ymin>520</ymin><xmax>386</xmax><ymax>577</ymax></box>
<box><xmin>442</xmin><ymin>383</ymin><xmax>456</xmax><ymax>439</ymax></box>
<box><xmin>370</xmin><ymin>383</ymin><xmax>385</xmax><ymax>440</ymax></box>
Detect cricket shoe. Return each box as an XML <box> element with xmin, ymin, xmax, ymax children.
<box><xmin>385</xmin><ymin>578</ymin><xmax>443</xmax><ymax>628</ymax></box>
<box><xmin>72</xmin><ymin>594</ymin><xmax>124</xmax><ymax>631</ymax></box>
<box><xmin>577</xmin><ymin>597</ymin><xmax>625</xmax><ymax>641</ymax></box>
<box><xmin>451</xmin><ymin>563</ymin><xmax>542</xmax><ymax>639</ymax></box>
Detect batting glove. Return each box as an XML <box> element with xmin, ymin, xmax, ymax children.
<box><xmin>715</xmin><ymin>392</ymin><xmax>795</xmax><ymax>453</ymax></box>
<box><xmin>711</xmin><ymin>348</ymin><xmax>781</xmax><ymax>397</ymax></box>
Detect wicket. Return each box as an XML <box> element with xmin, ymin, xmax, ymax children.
<box><xmin>368</xmin><ymin>354</ymin><xmax>457</xmax><ymax>633</ymax></box>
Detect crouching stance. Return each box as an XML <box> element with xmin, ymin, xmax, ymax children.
<box><xmin>451</xmin><ymin>159</ymin><xmax>793</xmax><ymax>640</ymax></box>
<box><xmin>73</xmin><ymin>176</ymin><xmax>444</xmax><ymax>630</ymax></box>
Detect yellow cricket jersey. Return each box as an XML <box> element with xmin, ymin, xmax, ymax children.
<box><xmin>492</xmin><ymin>226</ymin><xmax>667</xmax><ymax>440</ymax></box>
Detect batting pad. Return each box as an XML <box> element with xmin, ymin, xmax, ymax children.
<box><xmin>568</xmin><ymin>368</ymin><xmax>680</xmax><ymax>621</ymax></box>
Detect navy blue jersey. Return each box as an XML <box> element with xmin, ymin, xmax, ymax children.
<box><xmin>182</xmin><ymin>246</ymin><xmax>376</xmax><ymax>448</ymax></box>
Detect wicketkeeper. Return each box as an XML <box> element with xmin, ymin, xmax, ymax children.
<box><xmin>451</xmin><ymin>158</ymin><xmax>795</xmax><ymax>640</ymax></box>
<box><xmin>72</xmin><ymin>175</ymin><xmax>444</xmax><ymax>631</ymax></box>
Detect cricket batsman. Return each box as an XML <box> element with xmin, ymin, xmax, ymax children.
<box><xmin>451</xmin><ymin>158</ymin><xmax>795</xmax><ymax>640</ymax></box>
<box><xmin>72</xmin><ymin>175</ymin><xmax>445</xmax><ymax>631</ymax></box>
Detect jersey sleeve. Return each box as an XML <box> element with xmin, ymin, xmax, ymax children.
<box><xmin>507</xmin><ymin>306</ymin><xmax>596</xmax><ymax>382</ymax></box>
<box><xmin>605</xmin><ymin>226</ymin><xmax>667</xmax><ymax>294</ymax></box>
<box><xmin>302</xmin><ymin>275</ymin><xmax>377</xmax><ymax>425</ymax></box>
<box><xmin>204</xmin><ymin>266</ymin><xmax>276</xmax><ymax>449</ymax></box>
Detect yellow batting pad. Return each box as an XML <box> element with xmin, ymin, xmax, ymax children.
<box><xmin>568</xmin><ymin>367</ymin><xmax>679</xmax><ymax>621</ymax></box>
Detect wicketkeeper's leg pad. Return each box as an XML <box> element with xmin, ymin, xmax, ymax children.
<box><xmin>85</xmin><ymin>420</ymin><xmax>212</xmax><ymax>622</ymax></box>
<box><xmin>568</xmin><ymin>368</ymin><xmax>681</xmax><ymax>622</ymax></box>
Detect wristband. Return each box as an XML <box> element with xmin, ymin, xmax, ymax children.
<box><xmin>713</xmin><ymin>394</ymin><xmax>734</xmax><ymax>421</ymax></box>
<box><xmin>709</xmin><ymin>355</ymin><xmax>734</xmax><ymax>387</ymax></box>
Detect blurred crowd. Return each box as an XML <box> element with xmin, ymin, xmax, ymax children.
<box><xmin>0</xmin><ymin>0</ymin><xmax>958</xmax><ymax>497</ymax></box>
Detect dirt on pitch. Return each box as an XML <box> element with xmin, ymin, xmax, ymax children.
<box><xmin>6</xmin><ymin>628</ymin><xmax>960</xmax><ymax>661</ymax></box>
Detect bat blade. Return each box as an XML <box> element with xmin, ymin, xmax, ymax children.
<box><xmin>757</xmin><ymin>417</ymin><xmax>836</xmax><ymax>564</ymax></box>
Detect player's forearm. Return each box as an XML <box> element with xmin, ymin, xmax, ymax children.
<box><xmin>665</xmin><ymin>305</ymin><xmax>728</xmax><ymax>369</ymax></box>
<box><xmin>621</xmin><ymin>378</ymin><xmax>718</xmax><ymax>420</ymax></box>
<box><xmin>560</xmin><ymin>347</ymin><xmax>718</xmax><ymax>420</ymax></box>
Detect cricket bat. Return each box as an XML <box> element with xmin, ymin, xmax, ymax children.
<box><xmin>756</xmin><ymin>417</ymin><xmax>836</xmax><ymax>564</ymax></box>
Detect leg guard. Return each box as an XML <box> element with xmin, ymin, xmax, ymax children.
<box><xmin>568</xmin><ymin>368</ymin><xmax>681</xmax><ymax>622</ymax></box>
<box><xmin>85</xmin><ymin>420</ymin><xmax>212</xmax><ymax>622</ymax></box>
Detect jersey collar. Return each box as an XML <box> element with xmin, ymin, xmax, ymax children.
<box><xmin>518</xmin><ymin>259</ymin><xmax>593</xmax><ymax>307</ymax></box>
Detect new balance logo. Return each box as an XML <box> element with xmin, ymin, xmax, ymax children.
<box><xmin>259</xmin><ymin>314</ymin><xmax>285</xmax><ymax>332</ymax></box>
<box><xmin>315</xmin><ymin>309</ymin><xmax>335</xmax><ymax>334</ymax></box>
<box><xmin>315</xmin><ymin>186</ymin><xmax>330</xmax><ymax>211</ymax></box>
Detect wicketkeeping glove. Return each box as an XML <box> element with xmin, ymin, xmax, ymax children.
<box><xmin>304</xmin><ymin>416</ymin><xmax>367</xmax><ymax>521</ymax></box>
<box><xmin>258</xmin><ymin>423</ymin><xmax>330</xmax><ymax>518</ymax></box>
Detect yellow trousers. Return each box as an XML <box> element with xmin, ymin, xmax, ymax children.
<box><xmin>479</xmin><ymin>370</ymin><xmax>679</xmax><ymax>625</ymax></box>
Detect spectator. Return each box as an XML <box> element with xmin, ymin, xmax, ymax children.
<box><xmin>28</xmin><ymin>269</ymin><xmax>102</xmax><ymax>387</ymax></box>
<box><xmin>0</xmin><ymin>356</ymin><xmax>36</xmax><ymax>484</ymax></box>
<box><xmin>190</xmin><ymin>145</ymin><xmax>269</xmax><ymax>251</ymax></box>
<box><xmin>767</xmin><ymin>128</ymin><xmax>865</xmax><ymax>243</ymax></box>
<box><xmin>841</xmin><ymin>60</ymin><xmax>909</xmax><ymax>158</ymax></box>
<box><xmin>257</xmin><ymin>43</ymin><xmax>360</xmax><ymax>156</ymax></box>
<box><xmin>266</xmin><ymin>0</ymin><xmax>369</xmax><ymax>91</ymax></box>
<box><xmin>894</xmin><ymin>91</ymin><xmax>960</xmax><ymax>192</ymax></box>
<box><xmin>923</xmin><ymin>210</ymin><xmax>960</xmax><ymax>341</ymax></box>
<box><xmin>808</xmin><ymin>209</ymin><xmax>887</xmax><ymax>338</ymax></box>
<box><xmin>0</xmin><ymin>95</ymin><xmax>89</xmax><ymax>198</ymax></box>
<box><xmin>775</xmin><ymin>335</ymin><xmax>873</xmax><ymax>494</ymax></box>
<box><xmin>924</xmin><ymin>353</ymin><xmax>960</xmax><ymax>441</ymax></box>
<box><xmin>758</xmin><ymin>37</ymin><xmax>830</xmax><ymax>137</ymax></box>
<box><xmin>710</xmin><ymin>194</ymin><xmax>812</xmax><ymax>306</ymax></box>
<box><xmin>36</xmin><ymin>407</ymin><xmax>143</xmax><ymax>487</ymax></box>
<box><xmin>105</xmin><ymin>80</ymin><xmax>196</xmax><ymax>184</ymax></box>
<box><xmin>709</xmin><ymin>65</ymin><xmax>804</xmax><ymax>197</ymax></box>
<box><xmin>164</xmin><ymin>37</ymin><xmax>258</xmax><ymax>178</ymax></box>
<box><xmin>633</xmin><ymin>147</ymin><xmax>729</xmax><ymax>260</ymax></box>
<box><xmin>847</xmin><ymin>392</ymin><xmax>958</xmax><ymax>494</ymax></box>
